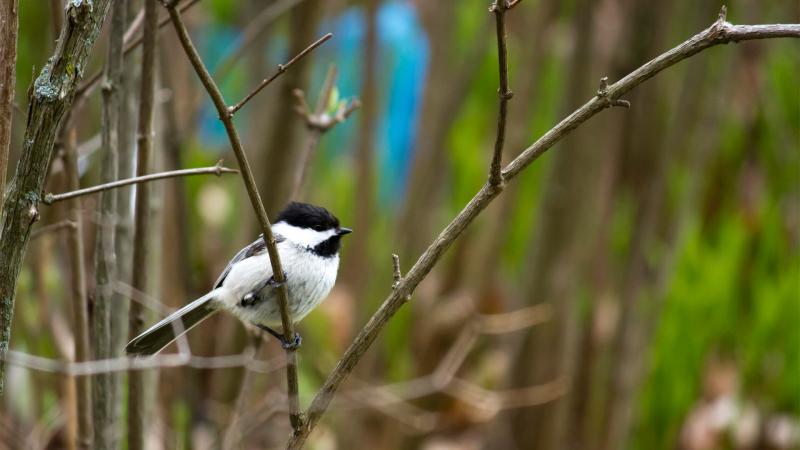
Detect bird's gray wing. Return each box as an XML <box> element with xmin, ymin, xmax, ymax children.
<box><xmin>213</xmin><ymin>233</ymin><xmax>285</xmax><ymax>289</ymax></box>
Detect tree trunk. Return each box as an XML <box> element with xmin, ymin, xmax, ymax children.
<box><xmin>0</xmin><ymin>0</ymin><xmax>112</xmax><ymax>396</ymax></box>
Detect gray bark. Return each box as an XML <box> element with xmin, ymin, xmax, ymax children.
<box><xmin>92</xmin><ymin>0</ymin><xmax>126</xmax><ymax>447</ymax></box>
<box><xmin>0</xmin><ymin>0</ymin><xmax>112</xmax><ymax>395</ymax></box>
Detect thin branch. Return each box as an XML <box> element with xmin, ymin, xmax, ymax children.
<box><xmin>286</xmin><ymin>12</ymin><xmax>800</xmax><ymax>448</ymax></box>
<box><xmin>161</xmin><ymin>1</ymin><xmax>329</xmax><ymax>431</ymax></box>
<box><xmin>391</xmin><ymin>254</ymin><xmax>401</xmax><ymax>289</ymax></box>
<box><xmin>488</xmin><ymin>0</ymin><xmax>513</xmax><ymax>187</ymax></box>
<box><xmin>227</xmin><ymin>33</ymin><xmax>333</xmax><ymax>116</ymax></box>
<box><xmin>30</xmin><ymin>220</ymin><xmax>77</xmax><ymax>239</ymax></box>
<box><xmin>74</xmin><ymin>0</ymin><xmax>201</xmax><ymax>100</ymax></box>
<box><xmin>289</xmin><ymin>66</ymin><xmax>360</xmax><ymax>199</ymax></box>
<box><xmin>43</xmin><ymin>162</ymin><xmax>238</xmax><ymax>204</ymax></box>
<box><xmin>63</xmin><ymin>129</ymin><xmax>93</xmax><ymax>449</ymax></box>
<box><xmin>92</xmin><ymin>1</ymin><xmax>126</xmax><ymax>446</ymax></box>
<box><xmin>127</xmin><ymin>1</ymin><xmax>158</xmax><ymax>448</ymax></box>
<box><xmin>1</xmin><ymin>348</ymin><xmax>284</xmax><ymax>376</ymax></box>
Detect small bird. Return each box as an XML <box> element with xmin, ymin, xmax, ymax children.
<box><xmin>125</xmin><ymin>202</ymin><xmax>351</xmax><ymax>356</ymax></box>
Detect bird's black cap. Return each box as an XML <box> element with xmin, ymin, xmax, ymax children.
<box><xmin>276</xmin><ymin>202</ymin><xmax>341</xmax><ymax>231</ymax></box>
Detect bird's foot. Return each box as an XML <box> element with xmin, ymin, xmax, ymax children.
<box><xmin>255</xmin><ymin>324</ymin><xmax>302</xmax><ymax>350</ymax></box>
<box><xmin>281</xmin><ymin>332</ymin><xmax>302</xmax><ymax>351</ymax></box>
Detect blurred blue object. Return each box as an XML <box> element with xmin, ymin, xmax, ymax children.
<box><xmin>326</xmin><ymin>1</ymin><xmax>429</xmax><ymax>203</ymax></box>
<box><xmin>196</xmin><ymin>2</ymin><xmax>429</xmax><ymax>204</ymax></box>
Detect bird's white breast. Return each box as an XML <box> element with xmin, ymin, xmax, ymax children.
<box><xmin>216</xmin><ymin>240</ymin><xmax>339</xmax><ymax>328</ymax></box>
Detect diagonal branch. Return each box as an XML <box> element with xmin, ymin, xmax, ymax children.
<box><xmin>286</xmin><ymin>11</ymin><xmax>800</xmax><ymax>449</ymax></box>
<box><xmin>161</xmin><ymin>0</ymin><xmax>329</xmax><ymax>431</ymax></box>
<box><xmin>43</xmin><ymin>162</ymin><xmax>238</xmax><ymax>204</ymax></box>
<box><xmin>228</xmin><ymin>33</ymin><xmax>333</xmax><ymax>116</ymax></box>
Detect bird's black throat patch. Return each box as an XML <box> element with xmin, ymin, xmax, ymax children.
<box><xmin>312</xmin><ymin>235</ymin><xmax>343</xmax><ymax>258</ymax></box>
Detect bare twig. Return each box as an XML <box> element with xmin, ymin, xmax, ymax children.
<box><xmin>488</xmin><ymin>0</ymin><xmax>513</xmax><ymax>187</ymax></box>
<box><xmin>293</xmin><ymin>88</ymin><xmax>361</xmax><ymax>132</ymax></box>
<box><xmin>30</xmin><ymin>220</ymin><xmax>77</xmax><ymax>239</ymax></box>
<box><xmin>63</xmin><ymin>129</ymin><xmax>93</xmax><ymax>450</ymax></box>
<box><xmin>391</xmin><ymin>254</ymin><xmax>401</xmax><ymax>289</ymax></box>
<box><xmin>227</xmin><ymin>33</ymin><xmax>333</xmax><ymax>116</ymax></box>
<box><xmin>161</xmin><ymin>1</ymin><xmax>329</xmax><ymax>431</ymax></box>
<box><xmin>289</xmin><ymin>65</ymin><xmax>360</xmax><ymax>198</ymax></box>
<box><xmin>43</xmin><ymin>162</ymin><xmax>238</xmax><ymax>204</ymax></box>
<box><xmin>286</xmin><ymin>11</ymin><xmax>800</xmax><ymax>448</ymax></box>
<box><xmin>1</xmin><ymin>348</ymin><xmax>284</xmax><ymax>376</ymax></box>
<box><xmin>127</xmin><ymin>1</ymin><xmax>158</xmax><ymax>448</ymax></box>
<box><xmin>596</xmin><ymin>76</ymin><xmax>630</xmax><ymax>108</ymax></box>
<box><xmin>74</xmin><ymin>0</ymin><xmax>201</xmax><ymax>100</ymax></box>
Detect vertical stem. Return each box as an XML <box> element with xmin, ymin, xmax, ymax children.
<box><xmin>63</xmin><ymin>128</ymin><xmax>93</xmax><ymax>449</ymax></box>
<box><xmin>128</xmin><ymin>1</ymin><xmax>158</xmax><ymax>448</ymax></box>
<box><xmin>488</xmin><ymin>0</ymin><xmax>511</xmax><ymax>186</ymax></box>
<box><xmin>0</xmin><ymin>0</ymin><xmax>19</xmax><ymax>218</ymax></box>
<box><xmin>93</xmin><ymin>0</ymin><xmax>126</xmax><ymax>447</ymax></box>
<box><xmin>112</xmin><ymin>23</ymin><xmax>136</xmax><ymax>442</ymax></box>
<box><xmin>162</xmin><ymin>2</ymin><xmax>312</xmax><ymax>432</ymax></box>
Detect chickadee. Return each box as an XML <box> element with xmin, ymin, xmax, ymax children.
<box><xmin>125</xmin><ymin>202</ymin><xmax>351</xmax><ymax>356</ymax></box>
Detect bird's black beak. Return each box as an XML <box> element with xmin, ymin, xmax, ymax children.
<box><xmin>337</xmin><ymin>227</ymin><xmax>352</xmax><ymax>236</ymax></box>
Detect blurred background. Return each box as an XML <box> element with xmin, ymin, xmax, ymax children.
<box><xmin>2</xmin><ymin>0</ymin><xmax>798</xmax><ymax>449</ymax></box>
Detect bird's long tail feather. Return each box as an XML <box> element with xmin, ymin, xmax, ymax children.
<box><xmin>125</xmin><ymin>291</ymin><xmax>218</xmax><ymax>356</ymax></box>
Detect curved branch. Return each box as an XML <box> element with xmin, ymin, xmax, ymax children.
<box><xmin>286</xmin><ymin>13</ymin><xmax>800</xmax><ymax>449</ymax></box>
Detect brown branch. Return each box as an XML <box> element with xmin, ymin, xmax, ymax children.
<box><xmin>286</xmin><ymin>12</ymin><xmax>800</xmax><ymax>448</ymax></box>
<box><xmin>227</xmin><ymin>33</ymin><xmax>333</xmax><ymax>116</ymax></box>
<box><xmin>488</xmin><ymin>0</ymin><xmax>513</xmax><ymax>187</ymax></box>
<box><xmin>74</xmin><ymin>0</ymin><xmax>201</xmax><ymax>100</ymax></box>
<box><xmin>391</xmin><ymin>254</ymin><xmax>401</xmax><ymax>289</ymax></box>
<box><xmin>92</xmin><ymin>1</ymin><xmax>126</xmax><ymax>447</ymax></box>
<box><xmin>0</xmin><ymin>0</ymin><xmax>18</xmax><ymax>219</ymax></box>
<box><xmin>30</xmin><ymin>220</ymin><xmax>77</xmax><ymax>239</ymax></box>
<box><xmin>1</xmin><ymin>348</ymin><xmax>284</xmax><ymax>376</ymax></box>
<box><xmin>127</xmin><ymin>1</ymin><xmax>158</xmax><ymax>448</ymax></box>
<box><xmin>63</xmin><ymin>130</ymin><xmax>93</xmax><ymax>449</ymax></box>
<box><xmin>43</xmin><ymin>162</ymin><xmax>238</xmax><ymax>204</ymax></box>
<box><xmin>0</xmin><ymin>0</ymin><xmax>113</xmax><ymax>396</ymax></box>
<box><xmin>161</xmin><ymin>0</ymin><xmax>329</xmax><ymax>431</ymax></box>
<box><xmin>289</xmin><ymin>66</ymin><xmax>360</xmax><ymax>199</ymax></box>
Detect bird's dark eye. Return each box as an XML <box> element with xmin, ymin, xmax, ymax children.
<box><xmin>314</xmin><ymin>225</ymin><xmax>324</xmax><ymax>231</ymax></box>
